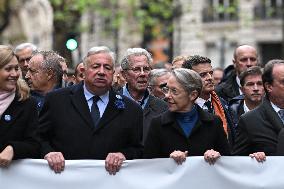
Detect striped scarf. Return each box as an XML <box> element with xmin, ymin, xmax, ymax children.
<box><xmin>210</xmin><ymin>91</ymin><xmax>228</xmax><ymax>136</ymax></box>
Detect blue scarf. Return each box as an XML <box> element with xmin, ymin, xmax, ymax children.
<box><xmin>176</xmin><ymin>105</ymin><xmax>199</xmax><ymax>137</ymax></box>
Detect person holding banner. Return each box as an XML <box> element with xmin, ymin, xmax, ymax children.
<box><xmin>0</xmin><ymin>45</ymin><xmax>39</xmax><ymax>167</ymax></box>
<box><xmin>144</xmin><ymin>68</ymin><xmax>230</xmax><ymax>165</ymax></box>
<box><xmin>233</xmin><ymin>59</ymin><xmax>284</xmax><ymax>162</ymax></box>
<box><xmin>39</xmin><ymin>46</ymin><xmax>143</xmax><ymax>174</ymax></box>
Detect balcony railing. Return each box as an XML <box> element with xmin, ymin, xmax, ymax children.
<box><xmin>254</xmin><ymin>4</ymin><xmax>282</xmax><ymax>20</ymax></box>
<box><xmin>202</xmin><ymin>6</ymin><xmax>239</xmax><ymax>23</ymax></box>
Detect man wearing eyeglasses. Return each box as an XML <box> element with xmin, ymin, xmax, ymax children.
<box><xmin>15</xmin><ymin>43</ymin><xmax>37</xmax><ymax>78</ymax></box>
<box><xmin>148</xmin><ymin>68</ymin><xmax>170</xmax><ymax>99</ymax></box>
<box><xmin>121</xmin><ymin>48</ymin><xmax>168</xmax><ymax>143</ymax></box>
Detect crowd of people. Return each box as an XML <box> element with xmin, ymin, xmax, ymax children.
<box><xmin>0</xmin><ymin>42</ymin><xmax>284</xmax><ymax>175</ymax></box>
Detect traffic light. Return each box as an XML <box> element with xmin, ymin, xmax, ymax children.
<box><xmin>65</xmin><ymin>33</ymin><xmax>79</xmax><ymax>51</ymax></box>
<box><xmin>66</xmin><ymin>38</ymin><xmax>78</xmax><ymax>51</ymax></box>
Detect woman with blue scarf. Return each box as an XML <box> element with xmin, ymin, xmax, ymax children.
<box><xmin>144</xmin><ymin>68</ymin><xmax>230</xmax><ymax>164</ymax></box>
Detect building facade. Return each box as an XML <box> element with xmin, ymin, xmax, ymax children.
<box><xmin>173</xmin><ymin>0</ymin><xmax>283</xmax><ymax>68</ymax></box>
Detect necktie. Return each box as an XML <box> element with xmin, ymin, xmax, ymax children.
<box><xmin>91</xmin><ymin>96</ymin><xmax>100</xmax><ymax>127</ymax></box>
<box><xmin>204</xmin><ymin>100</ymin><xmax>213</xmax><ymax>113</ymax></box>
<box><xmin>278</xmin><ymin>109</ymin><xmax>284</xmax><ymax>124</ymax></box>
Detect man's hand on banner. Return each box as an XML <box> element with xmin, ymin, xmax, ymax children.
<box><xmin>44</xmin><ymin>152</ymin><xmax>65</xmax><ymax>173</ymax></box>
<box><xmin>249</xmin><ymin>152</ymin><xmax>266</xmax><ymax>162</ymax></box>
<box><xmin>105</xmin><ymin>152</ymin><xmax>126</xmax><ymax>175</ymax></box>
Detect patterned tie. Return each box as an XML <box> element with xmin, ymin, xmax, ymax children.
<box><xmin>91</xmin><ymin>96</ymin><xmax>101</xmax><ymax>127</ymax></box>
<box><xmin>278</xmin><ymin>109</ymin><xmax>284</xmax><ymax>124</ymax></box>
<box><xmin>204</xmin><ymin>100</ymin><xmax>213</xmax><ymax>113</ymax></box>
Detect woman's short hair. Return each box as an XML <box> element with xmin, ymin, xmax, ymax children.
<box><xmin>172</xmin><ymin>68</ymin><xmax>203</xmax><ymax>96</ymax></box>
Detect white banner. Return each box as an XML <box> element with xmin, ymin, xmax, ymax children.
<box><xmin>1</xmin><ymin>157</ymin><xmax>284</xmax><ymax>189</ymax></box>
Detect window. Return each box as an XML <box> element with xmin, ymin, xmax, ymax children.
<box><xmin>202</xmin><ymin>0</ymin><xmax>238</xmax><ymax>22</ymax></box>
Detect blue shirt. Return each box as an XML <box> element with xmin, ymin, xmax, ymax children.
<box><xmin>122</xmin><ymin>85</ymin><xmax>149</xmax><ymax>109</ymax></box>
<box><xmin>83</xmin><ymin>84</ymin><xmax>109</xmax><ymax>118</ymax></box>
<box><xmin>176</xmin><ymin>105</ymin><xmax>199</xmax><ymax>137</ymax></box>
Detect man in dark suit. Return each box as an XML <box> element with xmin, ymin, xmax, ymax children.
<box><xmin>120</xmin><ymin>48</ymin><xmax>168</xmax><ymax>143</ymax></box>
<box><xmin>233</xmin><ymin>59</ymin><xmax>284</xmax><ymax>162</ymax></box>
<box><xmin>182</xmin><ymin>55</ymin><xmax>235</xmax><ymax>147</ymax></box>
<box><xmin>39</xmin><ymin>46</ymin><xmax>143</xmax><ymax>175</ymax></box>
<box><xmin>228</xmin><ymin>66</ymin><xmax>264</xmax><ymax>131</ymax></box>
<box><xmin>26</xmin><ymin>51</ymin><xmax>63</xmax><ymax>112</ymax></box>
<box><xmin>216</xmin><ymin>45</ymin><xmax>258</xmax><ymax>102</ymax></box>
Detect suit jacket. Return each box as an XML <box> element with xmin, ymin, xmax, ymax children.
<box><xmin>0</xmin><ymin>95</ymin><xmax>39</xmax><ymax>159</ymax></box>
<box><xmin>39</xmin><ymin>83</ymin><xmax>143</xmax><ymax>160</ymax></box>
<box><xmin>217</xmin><ymin>96</ymin><xmax>235</xmax><ymax>148</ymax></box>
<box><xmin>143</xmin><ymin>106</ymin><xmax>230</xmax><ymax>158</ymax></box>
<box><xmin>143</xmin><ymin>95</ymin><xmax>168</xmax><ymax>143</ymax></box>
<box><xmin>216</xmin><ymin>71</ymin><xmax>240</xmax><ymax>102</ymax></box>
<box><xmin>232</xmin><ymin>97</ymin><xmax>283</xmax><ymax>155</ymax></box>
<box><xmin>276</xmin><ymin>129</ymin><xmax>284</xmax><ymax>155</ymax></box>
<box><xmin>228</xmin><ymin>95</ymin><xmax>245</xmax><ymax>133</ymax></box>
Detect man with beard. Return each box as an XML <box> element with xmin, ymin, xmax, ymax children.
<box><xmin>182</xmin><ymin>55</ymin><xmax>235</xmax><ymax>147</ymax></box>
<box><xmin>228</xmin><ymin>66</ymin><xmax>264</xmax><ymax>130</ymax></box>
<box><xmin>121</xmin><ymin>48</ymin><xmax>168</xmax><ymax>143</ymax></box>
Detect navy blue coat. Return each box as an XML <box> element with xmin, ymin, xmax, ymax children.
<box><xmin>39</xmin><ymin>83</ymin><xmax>143</xmax><ymax>160</ymax></box>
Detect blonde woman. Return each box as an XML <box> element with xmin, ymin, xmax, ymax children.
<box><xmin>0</xmin><ymin>45</ymin><xmax>39</xmax><ymax>167</ymax></box>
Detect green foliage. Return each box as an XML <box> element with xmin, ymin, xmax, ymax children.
<box><xmin>50</xmin><ymin>0</ymin><xmax>176</xmax><ymax>39</ymax></box>
<box><xmin>133</xmin><ymin>0</ymin><xmax>175</xmax><ymax>38</ymax></box>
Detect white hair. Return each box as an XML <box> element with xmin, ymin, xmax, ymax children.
<box><xmin>83</xmin><ymin>46</ymin><xmax>115</xmax><ymax>67</ymax></box>
<box><xmin>15</xmin><ymin>43</ymin><xmax>37</xmax><ymax>53</ymax></box>
<box><xmin>120</xmin><ymin>48</ymin><xmax>153</xmax><ymax>70</ymax></box>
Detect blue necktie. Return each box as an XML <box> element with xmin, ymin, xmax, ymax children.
<box><xmin>278</xmin><ymin>109</ymin><xmax>284</xmax><ymax>124</ymax></box>
<box><xmin>91</xmin><ymin>96</ymin><xmax>100</xmax><ymax>127</ymax></box>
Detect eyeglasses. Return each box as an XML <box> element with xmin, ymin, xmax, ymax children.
<box><xmin>128</xmin><ymin>66</ymin><xmax>151</xmax><ymax>74</ymax></box>
<box><xmin>161</xmin><ymin>86</ymin><xmax>180</xmax><ymax>96</ymax></box>
<box><xmin>18</xmin><ymin>57</ymin><xmax>32</xmax><ymax>63</ymax></box>
<box><xmin>149</xmin><ymin>83</ymin><xmax>167</xmax><ymax>89</ymax></box>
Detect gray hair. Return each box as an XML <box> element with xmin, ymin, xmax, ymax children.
<box><xmin>44</xmin><ymin>57</ymin><xmax>64</xmax><ymax>85</ymax></box>
<box><xmin>149</xmin><ymin>68</ymin><xmax>170</xmax><ymax>86</ymax></box>
<box><xmin>172</xmin><ymin>68</ymin><xmax>203</xmax><ymax>96</ymax></box>
<box><xmin>15</xmin><ymin>43</ymin><xmax>37</xmax><ymax>53</ymax></box>
<box><xmin>120</xmin><ymin>48</ymin><xmax>153</xmax><ymax>70</ymax></box>
<box><xmin>84</xmin><ymin>46</ymin><xmax>115</xmax><ymax>68</ymax></box>
<box><xmin>32</xmin><ymin>50</ymin><xmax>63</xmax><ymax>85</ymax></box>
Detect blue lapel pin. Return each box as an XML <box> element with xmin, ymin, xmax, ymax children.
<box><xmin>116</xmin><ymin>94</ymin><xmax>122</xmax><ymax>99</ymax></box>
<box><xmin>4</xmin><ymin>115</ymin><xmax>12</xmax><ymax>122</ymax></box>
